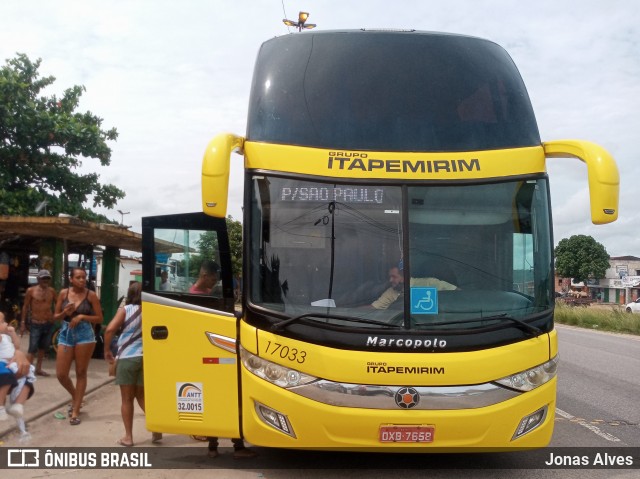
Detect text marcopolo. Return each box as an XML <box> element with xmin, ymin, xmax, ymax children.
<box><xmin>366</xmin><ymin>336</ymin><xmax>447</xmax><ymax>349</ymax></box>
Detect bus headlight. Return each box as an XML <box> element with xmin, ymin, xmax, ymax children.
<box><xmin>240</xmin><ymin>347</ymin><xmax>317</xmax><ymax>388</ymax></box>
<box><xmin>495</xmin><ymin>356</ymin><xmax>558</xmax><ymax>392</ymax></box>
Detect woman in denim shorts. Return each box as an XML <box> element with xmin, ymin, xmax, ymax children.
<box><xmin>53</xmin><ymin>268</ymin><xmax>103</xmax><ymax>425</ymax></box>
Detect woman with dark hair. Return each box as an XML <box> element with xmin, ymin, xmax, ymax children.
<box><xmin>54</xmin><ymin>267</ymin><xmax>103</xmax><ymax>425</ymax></box>
<box><xmin>104</xmin><ymin>282</ymin><xmax>161</xmax><ymax>447</ymax></box>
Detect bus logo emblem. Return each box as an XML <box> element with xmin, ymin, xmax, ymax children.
<box><xmin>395</xmin><ymin>387</ymin><xmax>420</xmax><ymax>409</ymax></box>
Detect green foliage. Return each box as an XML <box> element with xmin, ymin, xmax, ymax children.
<box><xmin>555</xmin><ymin>302</ymin><xmax>640</xmax><ymax>336</ymax></box>
<box><xmin>0</xmin><ymin>53</ymin><xmax>124</xmax><ymax>222</ymax></box>
<box><xmin>226</xmin><ymin>215</ymin><xmax>242</xmax><ymax>276</ymax></box>
<box><xmin>554</xmin><ymin>235</ymin><xmax>609</xmax><ymax>283</ymax></box>
<box><xmin>193</xmin><ymin>215</ymin><xmax>243</xmax><ymax>276</ymax></box>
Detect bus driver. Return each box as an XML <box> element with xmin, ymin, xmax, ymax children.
<box><xmin>371</xmin><ymin>264</ymin><xmax>457</xmax><ymax>310</ymax></box>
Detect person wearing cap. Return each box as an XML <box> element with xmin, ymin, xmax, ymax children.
<box><xmin>21</xmin><ymin>269</ymin><xmax>57</xmax><ymax>376</ymax></box>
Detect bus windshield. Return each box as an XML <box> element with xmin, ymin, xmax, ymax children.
<box><xmin>248</xmin><ymin>31</ymin><xmax>540</xmax><ymax>151</ymax></box>
<box><xmin>248</xmin><ymin>175</ymin><xmax>553</xmax><ymax>333</ymax></box>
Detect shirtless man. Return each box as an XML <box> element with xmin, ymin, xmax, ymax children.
<box><xmin>20</xmin><ymin>270</ymin><xmax>57</xmax><ymax>376</ymax></box>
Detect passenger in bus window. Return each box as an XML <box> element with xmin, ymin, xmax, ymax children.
<box><xmin>158</xmin><ymin>271</ymin><xmax>171</xmax><ymax>291</ymax></box>
<box><xmin>189</xmin><ymin>260</ymin><xmax>219</xmax><ymax>295</ymax></box>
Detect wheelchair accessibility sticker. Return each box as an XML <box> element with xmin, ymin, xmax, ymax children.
<box><xmin>410</xmin><ymin>287</ymin><xmax>438</xmax><ymax>314</ymax></box>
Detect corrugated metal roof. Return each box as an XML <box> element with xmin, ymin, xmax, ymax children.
<box><xmin>0</xmin><ymin>216</ymin><xmax>141</xmax><ymax>252</ymax></box>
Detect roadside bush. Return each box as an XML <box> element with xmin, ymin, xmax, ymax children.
<box><xmin>554</xmin><ymin>302</ymin><xmax>640</xmax><ymax>335</ymax></box>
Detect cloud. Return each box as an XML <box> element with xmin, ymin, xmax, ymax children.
<box><xmin>1</xmin><ymin>0</ymin><xmax>637</xmax><ymax>256</ymax></box>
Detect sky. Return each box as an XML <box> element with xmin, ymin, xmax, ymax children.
<box><xmin>1</xmin><ymin>0</ymin><xmax>638</xmax><ymax>257</ymax></box>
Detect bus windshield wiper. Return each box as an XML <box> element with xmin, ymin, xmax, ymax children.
<box><xmin>271</xmin><ymin>313</ymin><xmax>402</xmax><ymax>332</ymax></box>
<box><xmin>414</xmin><ymin>314</ymin><xmax>543</xmax><ymax>336</ymax></box>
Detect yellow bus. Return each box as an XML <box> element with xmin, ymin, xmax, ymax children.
<box><xmin>141</xmin><ymin>30</ymin><xmax>619</xmax><ymax>450</ymax></box>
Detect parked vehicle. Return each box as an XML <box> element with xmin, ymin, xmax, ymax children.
<box><xmin>625</xmin><ymin>298</ymin><xmax>640</xmax><ymax>313</ymax></box>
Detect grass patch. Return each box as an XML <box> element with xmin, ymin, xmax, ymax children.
<box><xmin>554</xmin><ymin>303</ymin><xmax>640</xmax><ymax>335</ymax></box>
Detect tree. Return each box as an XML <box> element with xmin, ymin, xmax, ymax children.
<box><xmin>193</xmin><ymin>215</ymin><xmax>243</xmax><ymax>275</ymax></box>
<box><xmin>0</xmin><ymin>53</ymin><xmax>124</xmax><ymax>222</ymax></box>
<box><xmin>554</xmin><ymin>235</ymin><xmax>610</xmax><ymax>283</ymax></box>
<box><xmin>226</xmin><ymin>215</ymin><xmax>242</xmax><ymax>276</ymax></box>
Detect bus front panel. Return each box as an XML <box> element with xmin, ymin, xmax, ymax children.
<box><xmin>238</xmin><ymin>331</ymin><xmax>557</xmax><ymax>449</ymax></box>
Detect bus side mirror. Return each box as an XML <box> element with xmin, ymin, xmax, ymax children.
<box><xmin>543</xmin><ymin>140</ymin><xmax>619</xmax><ymax>225</ymax></box>
<box><xmin>201</xmin><ymin>133</ymin><xmax>245</xmax><ymax>218</ymax></box>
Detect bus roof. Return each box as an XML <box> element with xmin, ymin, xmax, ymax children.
<box><xmin>247</xmin><ymin>30</ymin><xmax>540</xmax><ymax>152</ymax></box>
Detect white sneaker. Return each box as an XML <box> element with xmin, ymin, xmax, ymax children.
<box><xmin>8</xmin><ymin>403</ymin><xmax>24</xmax><ymax>419</ymax></box>
<box><xmin>0</xmin><ymin>407</ymin><xmax>8</xmax><ymax>421</ymax></box>
<box><xmin>18</xmin><ymin>431</ymin><xmax>32</xmax><ymax>443</ymax></box>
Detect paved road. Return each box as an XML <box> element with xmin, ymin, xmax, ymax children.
<box><xmin>551</xmin><ymin>324</ymin><xmax>640</xmax><ymax>448</ymax></box>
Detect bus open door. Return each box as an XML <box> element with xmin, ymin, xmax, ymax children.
<box><xmin>141</xmin><ymin>212</ymin><xmax>240</xmax><ymax>439</ymax></box>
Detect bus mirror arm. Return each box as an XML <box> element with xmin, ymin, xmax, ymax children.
<box><xmin>201</xmin><ymin>133</ymin><xmax>245</xmax><ymax>218</ymax></box>
<box><xmin>543</xmin><ymin>140</ymin><xmax>619</xmax><ymax>225</ymax></box>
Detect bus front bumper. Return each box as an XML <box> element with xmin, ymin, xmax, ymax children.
<box><xmin>241</xmin><ymin>373</ymin><xmax>556</xmax><ymax>450</ymax></box>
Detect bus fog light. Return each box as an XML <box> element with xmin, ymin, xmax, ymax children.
<box><xmin>255</xmin><ymin>401</ymin><xmax>296</xmax><ymax>438</ymax></box>
<box><xmin>512</xmin><ymin>406</ymin><xmax>547</xmax><ymax>440</ymax></box>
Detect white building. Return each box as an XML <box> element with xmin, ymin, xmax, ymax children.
<box><xmin>586</xmin><ymin>255</ymin><xmax>640</xmax><ymax>305</ymax></box>
<box><xmin>96</xmin><ymin>254</ymin><xmax>141</xmax><ymax>306</ymax></box>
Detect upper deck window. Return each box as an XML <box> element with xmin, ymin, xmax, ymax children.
<box><xmin>248</xmin><ymin>31</ymin><xmax>540</xmax><ymax>152</ymax></box>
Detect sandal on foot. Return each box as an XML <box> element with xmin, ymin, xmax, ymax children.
<box><xmin>151</xmin><ymin>432</ymin><xmax>163</xmax><ymax>444</ymax></box>
<box><xmin>68</xmin><ymin>402</ymin><xmax>85</xmax><ymax>417</ymax></box>
<box><xmin>69</xmin><ymin>417</ymin><xmax>81</xmax><ymax>426</ymax></box>
<box><xmin>117</xmin><ymin>438</ymin><xmax>134</xmax><ymax>447</ymax></box>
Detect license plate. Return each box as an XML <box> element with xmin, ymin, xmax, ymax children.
<box><xmin>379</xmin><ymin>425</ymin><xmax>435</xmax><ymax>443</ymax></box>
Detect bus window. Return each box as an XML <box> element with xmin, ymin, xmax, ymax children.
<box><xmin>142</xmin><ymin>213</ymin><xmax>235</xmax><ymax>313</ymax></box>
